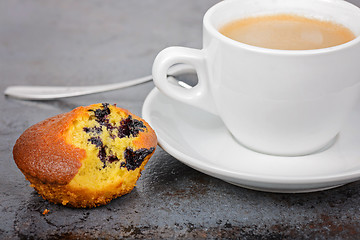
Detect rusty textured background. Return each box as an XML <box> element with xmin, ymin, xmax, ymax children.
<box><xmin>1</xmin><ymin>0</ymin><xmax>360</xmax><ymax>239</ymax></box>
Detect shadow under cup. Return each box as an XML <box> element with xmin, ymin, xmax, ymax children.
<box><xmin>152</xmin><ymin>0</ymin><xmax>360</xmax><ymax>157</ymax></box>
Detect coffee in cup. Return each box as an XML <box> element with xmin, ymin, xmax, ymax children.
<box><xmin>219</xmin><ymin>14</ymin><xmax>356</xmax><ymax>50</ymax></box>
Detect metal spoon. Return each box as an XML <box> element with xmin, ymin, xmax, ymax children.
<box><xmin>4</xmin><ymin>64</ymin><xmax>194</xmax><ymax>100</ymax></box>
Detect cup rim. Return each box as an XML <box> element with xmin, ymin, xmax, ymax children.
<box><xmin>203</xmin><ymin>0</ymin><xmax>360</xmax><ymax>55</ymax></box>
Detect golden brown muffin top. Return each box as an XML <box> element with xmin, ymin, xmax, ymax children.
<box><xmin>13</xmin><ymin>109</ymin><xmax>85</xmax><ymax>184</ymax></box>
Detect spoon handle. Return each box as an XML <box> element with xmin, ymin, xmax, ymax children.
<box><xmin>4</xmin><ymin>64</ymin><xmax>194</xmax><ymax>100</ymax></box>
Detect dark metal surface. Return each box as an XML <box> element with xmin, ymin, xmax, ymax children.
<box><xmin>1</xmin><ymin>0</ymin><xmax>360</xmax><ymax>239</ymax></box>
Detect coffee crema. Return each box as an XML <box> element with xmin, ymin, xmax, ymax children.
<box><xmin>219</xmin><ymin>14</ymin><xmax>356</xmax><ymax>50</ymax></box>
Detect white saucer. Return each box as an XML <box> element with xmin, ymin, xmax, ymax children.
<box><xmin>142</xmin><ymin>88</ymin><xmax>360</xmax><ymax>193</ymax></box>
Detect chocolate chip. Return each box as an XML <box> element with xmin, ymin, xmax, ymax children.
<box><xmin>118</xmin><ymin>116</ymin><xmax>146</xmax><ymax>138</ymax></box>
<box><xmin>89</xmin><ymin>103</ymin><xmax>111</xmax><ymax>124</ymax></box>
<box><xmin>99</xmin><ymin>148</ymin><xmax>120</xmax><ymax>166</ymax></box>
<box><xmin>98</xmin><ymin>146</ymin><xmax>107</xmax><ymax>163</ymax></box>
<box><xmin>122</xmin><ymin>147</ymin><xmax>155</xmax><ymax>170</ymax></box>
<box><xmin>83</xmin><ymin>126</ymin><xmax>102</xmax><ymax>134</ymax></box>
<box><xmin>107</xmin><ymin>155</ymin><xmax>119</xmax><ymax>163</ymax></box>
<box><xmin>88</xmin><ymin>137</ymin><xmax>103</xmax><ymax>147</ymax></box>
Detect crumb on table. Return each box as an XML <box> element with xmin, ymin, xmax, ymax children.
<box><xmin>42</xmin><ymin>209</ymin><xmax>50</xmax><ymax>215</ymax></box>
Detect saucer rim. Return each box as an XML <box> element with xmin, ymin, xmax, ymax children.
<box><xmin>142</xmin><ymin>88</ymin><xmax>360</xmax><ymax>189</ymax></box>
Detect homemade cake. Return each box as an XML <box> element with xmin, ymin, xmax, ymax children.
<box><xmin>13</xmin><ymin>103</ymin><xmax>157</xmax><ymax>208</ymax></box>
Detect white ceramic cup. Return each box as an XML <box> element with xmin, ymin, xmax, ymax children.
<box><xmin>152</xmin><ymin>0</ymin><xmax>360</xmax><ymax>156</ymax></box>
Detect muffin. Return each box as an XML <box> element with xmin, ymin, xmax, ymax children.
<box><xmin>13</xmin><ymin>103</ymin><xmax>157</xmax><ymax>208</ymax></box>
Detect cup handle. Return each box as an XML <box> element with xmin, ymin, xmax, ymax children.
<box><xmin>152</xmin><ymin>46</ymin><xmax>217</xmax><ymax>115</ymax></box>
